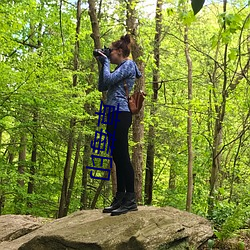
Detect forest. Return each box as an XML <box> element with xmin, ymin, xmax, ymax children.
<box><xmin>0</xmin><ymin>0</ymin><xmax>249</xmax><ymax>248</ymax></box>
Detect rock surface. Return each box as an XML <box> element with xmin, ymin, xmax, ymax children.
<box><xmin>0</xmin><ymin>206</ymin><xmax>214</xmax><ymax>250</ymax></box>
<box><xmin>0</xmin><ymin>214</ymin><xmax>48</xmax><ymax>243</ymax></box>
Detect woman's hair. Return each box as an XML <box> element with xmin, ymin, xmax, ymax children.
<box><xmin>112</xmin><ymin>34</ymin><xmax>131</xmax><ymax>57</ymax></box>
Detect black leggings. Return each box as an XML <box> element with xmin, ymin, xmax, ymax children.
<box><xmin>106</xmin><ymin>111</ymin><xmax>134</xmax><ymax>192</ymax></box>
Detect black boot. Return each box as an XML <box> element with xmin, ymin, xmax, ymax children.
<box><xmin>111</xmin><ymin>192</ymin><xmax>138</xmax><ymax>216</ymax></box>
<box><xmin>102</xmin><ymin>192</ymin><xmax>125</xmax><ymax>213</ymax></box>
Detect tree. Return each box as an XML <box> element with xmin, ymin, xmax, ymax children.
<box><xmin>184</xmin><ymin>24</ymin><xmax>193</xmax><ymax>212</ymax></box>
<box><xmin>208</xmin><ymin>0</ymin><xmax>250</xmax><ymax>216</ymax></box>
<box><xmin>58</xmin><ymin>0</ymin><xmax>82</xmax><ymax>218</ymax></box>
<box><xmin>126</xmin><ymin>0</ymin><xmax>145</xmax><ymax>203</ymax></box>
<box><xmin>145</xmin><ymin>0</ymin><xmax>163</xmax><ymax>205</ymax></box>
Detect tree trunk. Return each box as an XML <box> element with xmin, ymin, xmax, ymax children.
<box><xmin>72</xmin><ymin>0</ymin><xmax>81</xmax><ymax>88</ymax></box>
<box><xmin>168</xmin><ymin>95</ymin><xmax>177</xmax><ymax>190</ymax></box>
<box><xmin>27</xmin><ymin>6</ymin><xmax>43</xmax><ymax>206</ymax></box>
<box><xmin>81</xmin><ymin>134</ymin><xmax>91</xmax><ymax>210</ymax></box>
<box><xmin>91</xmin><ymin>169</ymin><xmax>109</xmax><ymax>209</ymax></box>
<box><xmin>15</xmin><ymin>134</ymin><xmax>27</xmax><ymax>214</ymax></box>
<box><xmin>58</xmin><ymin>0</ymin><xmax>81</xmax><ymax>218</ymax></box>
<box><xmin>168</xmin><ymin>165</ymin><xmax>176</xmax><ymax>190</ymax></box>
<box><xmin>27</xmin><ymin>109</ymin><xmax>38</xmax><ymax>209</ymax></box>
<box><xmin>88</xmin><ymin>0</ymin><xmax>101</xmax><ymax>49</ymax></box>
<box><xmin>8</xmin><ymin>137</ymin><xmax>15</xmax><ymax>164</ymax></box>
<box><xmin>0</xmin><ymin>129</ymin><xmax>5</xmax><ymax>213</ymax></box>
<box><xmin>87</xmin><ymin>0</ymin><xmax>116</xmax><ymax>205</ymax></box>
<box><xmin>58</xmin><ymin>119</ymin><xmax>75</xmax><ymax>218</ymax></box>
<box><xmin>2</xmin><ymin>136</ymin><xmax>15</xmax><ymax>214</ymax></box>
<box><xmin>28</xmin><ymin>131</ymin><xmax>36</xmax><ymax>194</ymax></box>
<box><xmin>208</xmin><ymin>0</ymin><xmax>228</xmax><ymax>216</ymax></box>
<box><xmin>126</xmin><ymin>0</ymin><xmax>145</xmax><ymax>203</ymax></box>
<box><xmin>111</xmin><ymin>159</ymin><xmax>117</xmax><ymax>196</ymax></box>
<box><xmin>184</xmin><ymin>25</ymin><xmax>193</xmax><ymax>212</ymax></box>
<box><xmin>81</xmin><ymin>1</ymin><xmax>103</xmax><ymax>210</ymax></box>
<box><xmin>144</xmin><ymin>0</ymin><xmax>162</xmax><ymax>205</ymax></box>
<box><xmin>0</xmin><ymin>127</ymin><xmax>4</xmax><ymax>213</ymax></box>
<box><xmin>18</xmin><ymin>135</ymin><xmax>26</xmax><ymax>187</ymax></box>
<box><xmin>64</xmin><ymin>133</ymin><xmax>82</xmax><ymax>215</ymax></box>
<box><xmin>87</xmin><ymin>0</ymin><xmax>106</xmax><ymax>103</ymax></box>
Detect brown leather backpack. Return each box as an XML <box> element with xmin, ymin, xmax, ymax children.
<box><xmin>123</xmin><ymin>80</ymin><xmax>146</xmax><ymax>114</ymax></box>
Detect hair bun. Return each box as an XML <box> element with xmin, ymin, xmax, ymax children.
<box><xmin>120</xmin><ymin>34</ymin><xmax>131</xmax><ymax>45</ymax></box>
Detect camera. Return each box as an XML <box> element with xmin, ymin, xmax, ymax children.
<box><xmin>93</xmin><ymin>46</ymin><xmax>111</xmax><ymax>58</ymax></box>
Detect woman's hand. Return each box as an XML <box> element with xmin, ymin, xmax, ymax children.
<box><xmin>96</xmin><ymin>51</ymin><xmax>108</xmax><ymax>64</ymax></box>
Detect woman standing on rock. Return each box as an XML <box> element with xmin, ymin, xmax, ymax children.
<box><xmin>96</xmin><ymin>34</ymin><xmax>141</xmax><ymax>216</ymax></box>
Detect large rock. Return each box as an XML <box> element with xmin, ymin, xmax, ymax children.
<box><xmin>0</xmin><ymin>215</ymin><xmax>48</xmax><ymax>243</ymax></box>
<box><xmin>0</xmin><ymin>206</ymin><xmax>214</xmax><ymax>250</ymax></box>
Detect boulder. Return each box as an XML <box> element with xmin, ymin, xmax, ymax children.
<box><xmin>0</xmin><ymin>206</ymin><xmax>214</xmax><ymax>250</ymax></box>
<box><xmin>0</xmin><ymin>214</ymin><xmax>48</xmax><ymax>243</ymax></box>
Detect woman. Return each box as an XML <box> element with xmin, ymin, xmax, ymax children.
<box><xmin>96</xmin><ymin>34</ymin><xmax>142</xmax><ymax>216</ymax></box>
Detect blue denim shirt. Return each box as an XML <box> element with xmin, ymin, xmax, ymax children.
<box><xmin>98</xmin><ymin>58</ymin><xmax>142</xmax><ymax>112</ymax></box>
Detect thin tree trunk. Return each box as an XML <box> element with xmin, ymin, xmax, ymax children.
<box><xmin>0</xmin><ymin>127</ymin><xmax>4</xmax><ymax>213</ymax></box>
<box><xmin>28</xmin><ymin>131</ymin><xmax>36</xmax><ymax>194</ymax></box>
<box><xmin>27</xmin><ymin>111</ymin><xmax>38</xmax><ymax>206</ymax></box>
<box><xmin>72</xmin><ymin>0</ymin><xmax>81</xmax><ymax>88</ymax></box>
<box><xmin>81</xmin><ymin>134</ymin><xmax>91</xmax><ymax>210</ymax></box>
<box><xmin>144</xmin><ymin>0</ymin><xmax>162</xmax><ymax>205</ymax></box>
<box><xmin>0</xmin><ymin>129</ymin><xmax>5</xmax><ymax>214</ymax></box>
<box><xmin>168</xmin><ymin>166</ymin><xmax>176</xmax><ymax>189</ymax></box>
<box><xmin>18</xmin><ymin>135</ymin><xmax>26</xmax><ymax>187</ymax></box>
<box><xmin>208</xmin><ymin>0</ymin><xmax>228</xmax><ymax>216</ymax></box>
<box><xmin>58</xmin><ymin>119</ymin><xmax>75</xmax><ymax>218</ymax></box>
<box><xmin>88</xmin><ymin>0</ymin><xmax>107</xmax><ymax>105</ymax></box>
<box><xmin>229</xmin><ymin>136</ymin><xmax>242</xmax><ymax>202</ymax></box>
<box><xmin>110</xmin><ymin>159</ymin><xmax>117</xmax><ymax>196</ymax></box>
<box><xmin>64</xmin><ymin>133</ymin><xmax>82</xmax><ymax>215</ymax></box>
<box><xmin>88</xmin><ymin>0</ymin><xmax>101</xmax><ymax>49</ymax></box>
<box><xmin>184</xmin><ymin>25</ymin><xmax>193</xmax><ymax>212</ymax></box>
<box><xmin>91</xmin><ymin>169</ymin><xmax>109</xmax><ymax>209</ymax></box>
<box><xmin>168</xmin><ymin>95</ymin><xmax>177</xmax><ymax>190</ymax></box>
<box><xmin>58</xmin><ymin>0</ymin><xmax>81</xmax><ymax>218</ymax></box>
<box><xmin>27</xmin><ymin>2</ymin><xmax>43</xmax><ymax>209</ymax></box>
<box><xmin>0</xmin><ymin>129</ymin><xmax>4</xmax><ymax>213</ymax></box>
<box><xmin>87</xmin><ymin>0</ymin><xmax>115</xmax><ymax>205</ymax></box>
<box><xmin>15</xmin><ymin>135</ymin><xmax>27</xmax><ymax>214</ymax></box>
<box><xmin>229</xmin><ymin>32</ymin><xmax>250</xmax><ymax>201</ymax></box>
<box><xmin>126</xmin><ymin>0</ymin><xmax>145</xmax><ymax>203</ymax></box>
<box><xmin>81</xmin><ymin>0</ymin><xmax>103</xmax><ymax>210</ymax></box>
<box><xmin>27</xmin><ymin>22</ymin><xmax>36</xmax><ymax>202</ymax></box>
<box><xmin>7</xmin><ymin>137</ymin><xmax>15</xmax><ymax>164</ymax></box>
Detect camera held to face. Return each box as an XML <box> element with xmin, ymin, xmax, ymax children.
<box><xmin>93</xmin><ymin>46</ymin><xmax>111</xmax><ymax>58</ymax></box>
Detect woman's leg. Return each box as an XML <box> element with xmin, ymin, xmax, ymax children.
<box><xmin>107</xmin><ymin>111</ymin><xmax>134</xmax><ymax>192</ymax></box>
<box><xmin>108</xmin><ymin>111</ymin><xmax>138</xmax><ymax>216</ymax></box>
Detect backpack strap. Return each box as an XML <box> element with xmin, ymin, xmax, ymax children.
<box><xmin>123</xmin><ymin>80</ymin><xmax>129</xmax><ymax>99</ymax></box>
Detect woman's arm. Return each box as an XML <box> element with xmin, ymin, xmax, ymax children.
<box><xmin>102</xmin><ymin>59</ymin><xmax>133</xmax><ymax>87</ymax></box>
<box><xmin>98</xmin><ymin>65</ymin><xmax>108</xmax><ymax>91</ymax></box>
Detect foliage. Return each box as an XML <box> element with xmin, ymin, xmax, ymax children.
<box><xmin>214</xmin><ymin>204</ymin><xmax>250</xmax><ymax>240</ymax></box>
<box><xmin>0</xmin><ymin>3</ymin><xmax>249</xmax><ymax>247</ymax></box>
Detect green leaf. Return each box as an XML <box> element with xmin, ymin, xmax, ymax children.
<box><xmin>181</xmin><ymin>10</ymin><xmax>196</xmax><ymax>26</ymax></box>
<box><xmin>221</xmin><ymin>29</ymin><xmax>232</xmax><ymax>44</ymax></box>
<box><xmin>191</xmin><ymin>0</ymin><xmax>205</xmax><ymax>15</ymax></box>
<box><xmin>228</xmin><ymin>48</ymin><xmax>238</xmax><ymax>61</ymax></box>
